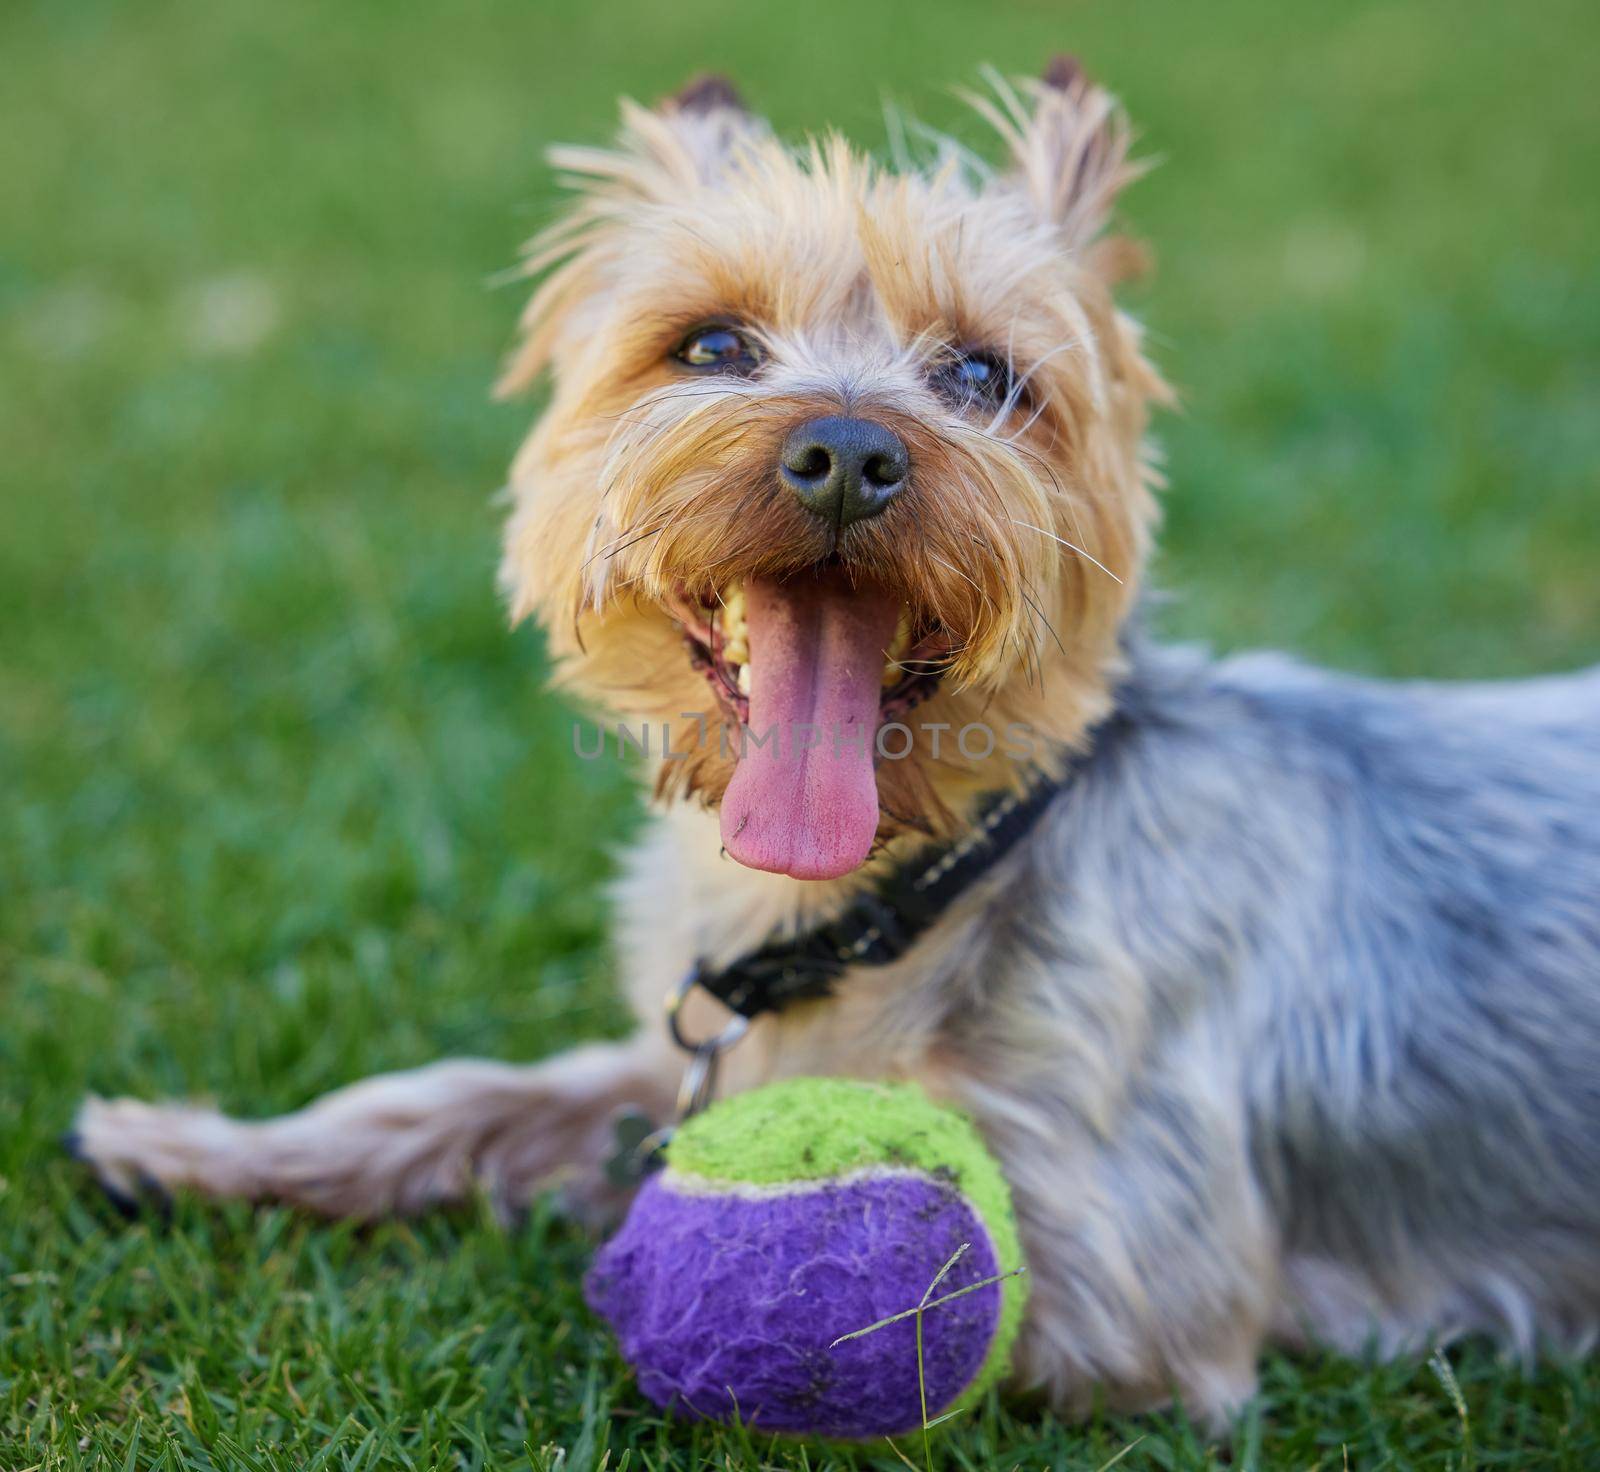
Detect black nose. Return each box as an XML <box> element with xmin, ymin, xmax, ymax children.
<box><xmin>779</xmin><ymin>416</ymin><xmax>909</xmax><ymax>528</ymax></box>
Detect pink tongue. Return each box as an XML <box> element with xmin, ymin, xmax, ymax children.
<box><xmin>720</xmin><ymin>572</ymin><xmax>898</xmax><ymax>880</ymax></box>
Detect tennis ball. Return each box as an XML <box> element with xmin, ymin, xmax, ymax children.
<box><xmin>585</xmin><ymin>1077</ymin><xmax>1027</xmax><ymax>1440</ymax></box>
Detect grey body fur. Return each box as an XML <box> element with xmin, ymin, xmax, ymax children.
<box><xmin>73</xmin><ymin>635</ymin><xmax>1600</xmax><ymax>1420</ymax></box>
<box><xmin>981</xmin><ymin>637</ymin><xmax>1600</xmax><ymax>1377</ymax></box>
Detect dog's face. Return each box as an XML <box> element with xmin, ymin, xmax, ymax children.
<box><xmin>500</xmin><ymin>61</ymin><xmax>1167</xmax><ymax>880</ymax></box>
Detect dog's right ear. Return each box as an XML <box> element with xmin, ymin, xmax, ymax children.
<box><xmin>649</xmin><ymin>71</ymin><xmax>767</xmax><ymax>187</ymax></box>
<box><xmin>669</xmin><ymin>72</ymin><xmax>747</xmax><ymax>117</ymax></box>
<box><xmin>537</xmin><ymin>71</ymin><xmax>767</xmax><ymax>211</ymax></box>
<box><xmin>496</xmin><ymin>75</ymin><xmax>767</xmax><ymax>399</ymax></box>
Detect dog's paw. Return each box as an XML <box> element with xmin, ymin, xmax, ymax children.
<box><xmin>68</xmin><ymin>1095</ymin><xmax>251</xmax><ymax>1208</ymax></box>
<box><xmin>1179</xmin><ymin>1355</ymin><xmax>1262</xmax><ymax>1438</ymax></box>
<box><xmin>61</xmin><ymin>1125</ymin><xmax>150</xmax><ymax>1217</ymax></box>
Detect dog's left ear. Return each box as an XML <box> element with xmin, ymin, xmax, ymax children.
<box><xmin>974</xmin><ymin>56</ymin><xmax>1144</xmax><ymax>254</ymax></box>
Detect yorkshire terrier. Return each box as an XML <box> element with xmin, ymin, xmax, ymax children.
<box><xmin>74</xmin><ymin>61</ymin><xmax>1600</xmax><ymax>1425</ymax></box>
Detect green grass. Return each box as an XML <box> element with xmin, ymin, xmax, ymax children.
<box><xmin>3</xmin><ymin>0</ymin><xmax>1598</xmax><ymax>1465</ymax></box>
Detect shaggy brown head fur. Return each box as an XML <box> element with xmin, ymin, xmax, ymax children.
<box><xmin>498</xmin><ymin>60</ymin><xmax>1169</xmax><ymax>878</ymax></box>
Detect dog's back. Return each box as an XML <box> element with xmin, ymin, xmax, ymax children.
<box><xmin>1180</xmin><ymin>648</ymin><xmax>1600</xmax><ymax>1352</ymax></box>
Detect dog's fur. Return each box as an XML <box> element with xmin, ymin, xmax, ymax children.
<box><xmin>75</xmin><ymin>64</ymin><xmax>1600</xmax><ymax>1424</ymax></box>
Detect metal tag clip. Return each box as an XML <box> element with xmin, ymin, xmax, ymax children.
<box><xmin>665</xmin><ymin>966</ymin><xmax>750</xmax><ymax>1119</ymax></box>
<box><xmin>603</xmin><ymin>968</ymin><xmax>751</xmax><ymax>1187</ymax></box>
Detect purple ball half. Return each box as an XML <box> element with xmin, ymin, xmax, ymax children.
<box><xmin>585</xmin><ymin>1170</ymin><xmax>1003</xmax><ymax>1439</ymax></box>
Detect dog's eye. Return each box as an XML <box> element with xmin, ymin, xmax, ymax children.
<box><xmin>674</xmin><ymin>324</ymin><xmax>762</xmax><ymax>374</ymax></box>
<box><xmin>933</xmin><ymin>350</ymin><xmax>1014</xmax><ymax>407</ymax></box>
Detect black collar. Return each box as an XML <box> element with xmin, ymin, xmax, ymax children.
<box><xmin>695</xmin><ymin>768</ymin><xmax>1064</xmax><ymax>1019</ymax></box>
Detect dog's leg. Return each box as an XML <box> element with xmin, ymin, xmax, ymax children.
<box><xmin>71</xmin><ymin>1037</ymin><xmax>678</xmax><ymax>1221</ymax></box>
<box><xmin>945</xmin><ymin>1061</ymin><xmax>1276</xmax><ymax>1431</ymax></box>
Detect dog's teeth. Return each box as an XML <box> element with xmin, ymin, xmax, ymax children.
<box><xmin>882</xmin><ymin>606</ymin><xmax>913</xmax><ymax>687</ymax></box>
<box><xmin>720</xmin><ymin>582</ymin><xmax>746</xmax><ymax>630</ymax></box>
<box><xmin>736</xmin><ymin>664</ymin><xmax>751</xmax><ymax>695</ymax></box>
<box><xmin>718</xmin><ymin>581</ymin><xmax>749</xmax><ymax>664</ymax></box>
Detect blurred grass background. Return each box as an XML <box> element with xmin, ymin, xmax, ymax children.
<box><xmin>2</xmin><ymin>0</ymin><xmax>1598</xmax><ymax>1466</ymax></box>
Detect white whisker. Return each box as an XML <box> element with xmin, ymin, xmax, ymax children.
<box><xmin>986</xmin><ymin>337</ymin><xmax>1086</xmax><ymax>438</ymax></box>
<box><xmin>1008</xmin><ymin>518</ymin><xmax>1123</xmax><ymax>584</ymax></box>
